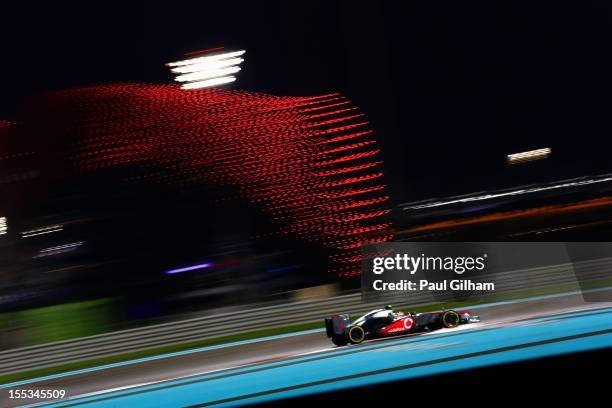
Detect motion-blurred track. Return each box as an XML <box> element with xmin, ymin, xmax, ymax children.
<box><xmin>2</xmin><ymin>289</ymin><xmax>612</xmax><ymax>408</ymax></box>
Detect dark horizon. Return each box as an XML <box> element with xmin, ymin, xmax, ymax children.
<box><xmin>2</xmin><ymin>1</ymin><xmax>612</xmax><ymax>203</ymax></box>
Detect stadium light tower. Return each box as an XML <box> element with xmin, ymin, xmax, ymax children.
<box><xmin>166</xmin><ymin>47</ymin><xmax>245</xmax><ymax>90</ymax></box>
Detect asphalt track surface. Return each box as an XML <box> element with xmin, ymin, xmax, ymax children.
<box><xmin>2</xmin><ymin>289</ymin><xmax>612</xmax><ymax>408</ymax></box>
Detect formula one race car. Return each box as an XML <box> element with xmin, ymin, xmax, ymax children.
<box><xmin>325</xmin><ymin>305</ymin><xmax>480</xmax><ymax>346</ymax></box>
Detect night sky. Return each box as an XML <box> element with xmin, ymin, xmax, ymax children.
<box><xmin>2</xmin><ymin>1</ymin><xmax>612</xmax><ymax>203</ymax></box>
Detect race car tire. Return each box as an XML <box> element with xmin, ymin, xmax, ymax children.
<box><xmin>442</xmin><ymin>310</ymin><xmax>460</xmax><ymax>328</ymax></box>
<box><xmin>348</xmin><ymin>326</ymin><xmax>366</xmax><ymax>344</ymax></box>
<box><xmin>331</xmin><ymin>334</ymin><xmax>349</xmax><ymax>347</ymax></box>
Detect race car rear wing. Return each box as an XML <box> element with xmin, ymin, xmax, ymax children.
<box><xmin>325</xmin><ymin>314</ymin><xmax>350</xmax><ymax>337</ymax></box>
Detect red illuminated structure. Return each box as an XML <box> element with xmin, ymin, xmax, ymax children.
<box><xmin>3</xmin><ymin>83</ymin><xmax>393</xmax><ymax>276</ymax></box>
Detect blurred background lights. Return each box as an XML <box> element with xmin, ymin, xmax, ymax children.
<box><xmin>165</xmin><ymin>262</ymin><xmax>213</xmax><ymax>275</ymax></box>
<box><xmin>21</xmin><ymin>224</ymin><xmax>63</xmax><ymax>238</ymax></box>
<box><xmin>33</xmin><ymin>241</ymin><xmax>84</xmax><ymax>258</ymax></box>
<box><xmin>167</xmin><ymin>48</ymin><xmax>245</xmax><ymax>90</ymax></box>
<box><xmin>0</xmin><ymin>217</ymin><xmax>6</xmax><ymax>235</ymax></box>
<box><xmin>507</xmin><ymin>147</ymin><xmax>551</xmax><ymax>165</ymax></box>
